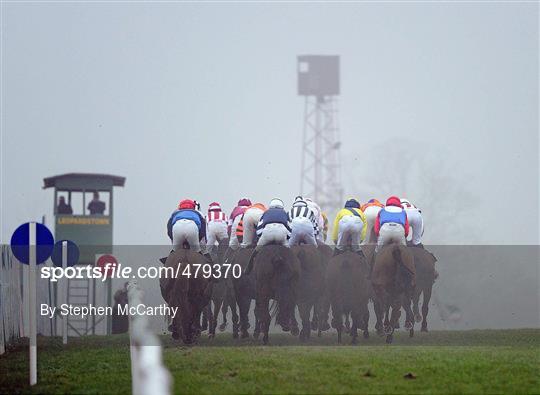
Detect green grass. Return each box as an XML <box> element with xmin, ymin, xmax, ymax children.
<box><xmin>1</xmin><ymin>330</ymin><xmax>539</xmax><ymax>394</ymax></box>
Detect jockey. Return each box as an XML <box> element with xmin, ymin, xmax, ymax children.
<box><xmin>167</xmin><ymin>199</ymin><xmax>207</xmax><ymax>253</ymax></box>
<box><xmin>288</xmin><ymin>196</ymin><xmax>319</xmax><ymax>246</ymax></box>
<box><xmin>374</xmin><ymin>196</ymin><xmax>409</xmax><ymax>253</ymax></box>
<box><xmin>240</xmin><ymin>202</ymin><xmax>267</xmax><ymax>248</ymax></box>
<box><xmin>361</xmin><ymin>198</ymin><xmax>384</xmax><ymax>244</ymax></box>
<box><xmin>256</xmin><ymin>198</ymin><xmax>291</xmax><ymax>250</ymax></box>
<box><xmin>305</xmin><ymin>198</ymin><xmax>325</xmax><ymax>243</ymax></box>
<box><xmin>205</xmin><ymin>202</ymin><xmax>228</xmax><ymax>255</ymax></box>
<box><xmin>228</xmin><ymin>198</ymin><xmax>252</xmax><ymax>250</ymax></box>
<box><xmin>332</xmin><ymin>198</ymin><xmax>367</xmax><ymax>256</ymax></box>
<box><xmin>245</xmin><ymin>198</ymin><xmax>290</xmax><ymax>274</ymax></box>
<box><xmin>401</xmin><ymin>198</ymin><xmax>424</xmax><ymax>247</ymax></box>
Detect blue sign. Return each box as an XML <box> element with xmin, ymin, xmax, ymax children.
<box><xmin>10</xmin><ymin>222</ymin><xmax>54</xmax><ymax>265</ymax></box>
<box><xmin>51</xmin><ymin>240</ymin><xmax>80</xmax><ymax>267</ymax></box>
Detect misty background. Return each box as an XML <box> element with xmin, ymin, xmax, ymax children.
<box><xmin>1</xmin><ymin>2</ymin><xmax>538</xmax><ymax>246</ymax></box>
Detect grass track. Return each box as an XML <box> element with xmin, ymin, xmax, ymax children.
<box><xmin>1</xmin><ymin>330</ymin><xmax>539</xmax><ymax>394</ymax></box>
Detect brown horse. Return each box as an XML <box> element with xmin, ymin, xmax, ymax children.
<box><xmin>159</xmin><ymin>249</ymin><xmax>213</xmax><ymax>344</ymax></box>
<box><xmin>207</xmin><ymin>239</ymin><xmax>240</xmax><ymax>339</ymax></box>
<box><xmin>228</xmin><ymin>246</ymin><xmax>258</xmax><ymax>338</ymax></box>
<box><xmin>312</xmin><ymin>243</ymin><xmax>333</xmax><ymax>335</ymax></box>
<box><xmin>254</xmin><ymin>244</ymin><xmax>300</xmax><ymax>344</ymax></box>
<box><xmin>371</xmin><ymin>244</ymin><xmax>416</xmax><ymax>343</ymax></box>
<box><xmin>326</xmin><ymin>250</ymin><xmax>371</xmax><ymax>344</ymax></box>
<box><xmin>410</xmin><ymin>246</ymin><xmax>438</xmax><ymax>332</ymax></box>
<box><xmin>293</xmin><ymin>244</ymin><xmax>327</xmax><ymax>341</ymax></box>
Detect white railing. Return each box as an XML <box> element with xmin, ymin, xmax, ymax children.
<box><xmin>127</xmin><ymin>281</ymin><xmax>172</xmax><ymax>395</ymax></box>
<box><xmin>0</xmin><ymin>245</ymin><xmax>23</xmax><ymax>355</ymax></box>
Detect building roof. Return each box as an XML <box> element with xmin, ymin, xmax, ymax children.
<box><xmin>43</xmin><ymin>173</ymin><xmax>126</xmax><ymax>189</ymax></box>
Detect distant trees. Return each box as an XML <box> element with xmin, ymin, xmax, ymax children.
<box><xmin>344</xmin><ymin>138</ymin><xmax>478</xmax><ymax>244</ymax></box>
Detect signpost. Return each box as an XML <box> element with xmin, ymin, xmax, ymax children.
<box><xmin>10</xmin><ymin>222</ymin><xmax>54</xmax><ymax>386</ymax></box>
<box><xmin>51</xmin><ymin>240</ymin><xmax>79</xmax><ymax>344</ymax></box>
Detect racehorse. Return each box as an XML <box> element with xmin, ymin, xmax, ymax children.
<box><xmin>371</xmin><ymin>244</ymin><xmax>416</xmax><ymax>343</ymax></box>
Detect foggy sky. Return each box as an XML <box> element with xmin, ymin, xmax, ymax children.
<box><xmin>1</xmin><ymin>2</ymin><xmax>538</xmax><ymax>245</ymax></box>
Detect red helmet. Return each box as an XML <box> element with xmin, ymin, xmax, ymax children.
<box><xmin>178</xmin><ymin>199</ymin><xmax>196</xmax><ymax>210</ymax></box>
<box><xmin>385</xmin><ymin>196</ymin><xmax>402</xmax><ymax>208</ymax></box>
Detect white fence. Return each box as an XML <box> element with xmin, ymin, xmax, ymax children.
<box><xmin>128</xmin><ymin>281</ymin><xmax>172</xmax><ymax>395</ymax></box>
<box><xmin>0</xmin><ymin>245</ymin><xmax>23</xmax><ymax>354</ymax></box>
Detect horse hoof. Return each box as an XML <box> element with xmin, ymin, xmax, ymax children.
<box><xmin>384</xmin><ymin>325</ymin><xmax>393</xmax><ymax>335</ymax></box>
<box><xmin>376</xmin><ymin>329</ymin><xmax>384</xmax><ymax>337</ymax></box>
<box><xmin>263</xmin><ymin>336</ymin><xmax>269</xmax><ymax>345</ymax></box>
<box><xmin>233</xmin><ymin>332</ymin><xmax>239</xmax><ymax>339</ymax></box>
<box><xmin>385</xmin><ymin>334</ymin><xmax>393</xmax><ymax>344</ymax></box>
<box><xmin>405</xmin><ymin>321</ymin><xmax>413</xmax><ymax>330</ymax></box>
<box><xmin>241</xmin><ymin>331</ymin><xmax>250</xmax><ymax>339</ymax></box>
<box><xmin>317</xmin><ymin>330</ymin><xmax>322</xmax><ymax>338</ymax></box>
<box><xmin>409</xmin><ymin>328</ymin><xmax>414</xmax><ymax>338</ymax></box>
<box><xmin>351</xmin><ymin>336</ymin><xmax>358</xmax><ymax>345</ymax></box>
<box><xmin>208</xmin><ymin>333</ymin><xmax>215</xmax><ymax>339</ymax></box>
<box><xmin>363</xmin><ymin>331</ymin><xmax>369</xmax><ymax>339</ymax></box>
<box><xmin>311</xmin><ymin>321</ymin><xmax>318</xmax><ymax>331</ymax></box>
<box><xmin>394</xmin><ymin>323</ymin><xmax>400</xmax><ymax>329</ymax></box>
<box><xmin>291</xmin><ymin>327</ymin><xmax>300</xmax><ymax>336</ymax></box>
<box><xmin>414</xmin><ymin>314</ymin><xmax>422</xmax><ymax>323</ymax></box>
<box><xmin>172</xmin><ymin>331</ymin><xmax>180</xmax><ymax>340</ymax></box>
<box><xmin>421</xmin><ymin>325</ymin><xmax>428</xmax><ymax>332</ymax></box>
<box><xmin>219</xmin><ymin>324</ymin><xmax>227</xmax><ymax>332</ymax></box>
<box><xmin>320</xmin><ymin>322</ymin><xmax>331</xmax><ymax>331</ymax></box>
<box><xmin>253</xmin><ymin>331</ymin><xmax>260</xmax><ymax>339</ymax></box>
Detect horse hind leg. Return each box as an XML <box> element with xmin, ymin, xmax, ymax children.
<box><xmin>298</xmin><ymin>303</ymin><xmax>312</xmax><ymax>341</ymax></box>
<box><xmin>413</xmin><ymin>288</ymin><xmax>422</xmax><ymax>323</ymax></box>
<box><xmin>402</xmin><ymin>293</ymin><xmax>415</xmax><ymax>337</ymax></box>
<box><xmin>331</xmin><ymin>304</ymin><xmax>344</xmax><ymax>344</ymax></box>
<box><xmin>350</xmin><ymin>309</ymin><xmax>360</xmax><ymax>345</ymax></box>
<box><xmin>421</xmin><ymin>286</ymin><xmax>432</xmax><ymax>332</ymax></box>
<box><xmin>219</xmin><ymin>298</ymin><xmax>228</xmax><ymax>332</ymax></box>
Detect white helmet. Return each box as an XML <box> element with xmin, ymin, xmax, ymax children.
<box><xmin>269</xmin><ymin>198</ymin><xmax>284</xmax><ymax>209</ymax></box>
<box><xmin>400</xmin><ymin>198</ymin><xmax>414</xmax><ymax>209</ymax></box>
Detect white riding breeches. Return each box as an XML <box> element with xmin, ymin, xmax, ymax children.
<box><xmin>363</xmin><ymin>205</ymin><xmax>382</xmax><ymax>244</ymax></box>
<box><xmin>376</xmin><ymin>223</ymin><xmax>406</xmax><ymax>252</ymax></box>
<box><xmin>289</xmin><ymin>216</ymin><xmax>317</xmax><ymax>246</ymax></box>
<box><xmin>172</xmin><ymin>219</ymin><xmax>201</xmax><ymax>252</ymax></box>
<box><xmin>241</xmin><ymin>208</ymin><xmax>264</xmax><ymax>248</ymax></box>
<box><xmin>405</xmin><ymin>209</ymin><xmax>424</xmax><ymax>245</ymax></box>
<box><xmin>206</xmin><ymin>220</ymin><xmax>228</xmax><ymax>253</ymax></box>
<box><xmin>256</xmin><ymin>223</ymin><xmax>289</xmax><ymax>250</ymax></box>
<box><xmin>228</xmin><ymin>215</ymin><xmax>242</xmax><ymax>250</ymax></box>
<box><xmin>337</xmin><ymin>215</ymin><xmax>363</xmax><ymax>252</ymax></box>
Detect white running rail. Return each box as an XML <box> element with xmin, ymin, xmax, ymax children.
<box><xmin>127</xmin><ymin>281</ymin><xmax>172</xmax><ymax>395</ymax></box>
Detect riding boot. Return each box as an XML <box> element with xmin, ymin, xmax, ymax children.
<box><xmin>202</xmin><ymin>252</ymin><xmax>213</xmax><ymax>264</ymax></box>
<box><xmin>333</xmin><ymin>248</ymin><xmax>343</xmax><ymax>257</ymax></box>
<box><xmin>159</xmin><ymin>250</ymin><xmax>174</xmax><ymax>264</ymax></box>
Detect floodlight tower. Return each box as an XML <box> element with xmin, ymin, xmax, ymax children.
<box><xmin>298</xmin><ymin>55</ymin><xmax>343</xmax><ymax>214</ymax></box>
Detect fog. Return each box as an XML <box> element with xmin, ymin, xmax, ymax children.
<box><xmin>1</xmin><ymin>2</ymin><xmax>539</xmax><ymax>333</ymax></box>
<box><xmin>1</xmin><ymin>2</ymin><xmax>538</xmax><ymax>247</ymax></box>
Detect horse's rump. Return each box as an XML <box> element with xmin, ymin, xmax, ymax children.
<box><xmin>372</xmin><ymin>244</ymin><xmax>415</xmax><ymax>287</ymax></box>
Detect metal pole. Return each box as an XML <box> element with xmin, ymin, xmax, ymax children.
<box><xmin>62</xmin><ymin>241</ymin><xmax>68</xmax><ymax>345</ymax></box>
<box><xmin>28</xmin><ymin>222</ymin><xmax>37</xmax><ymax>386</ymax></box>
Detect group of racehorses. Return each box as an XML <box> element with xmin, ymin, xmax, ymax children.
<box><xmin>159</xmin><ymin>241</ymin><xmax>437</xmax><ymax>345</ymax></box>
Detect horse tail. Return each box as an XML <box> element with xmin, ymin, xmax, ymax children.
<box><xmin>392</xmin><ymin>245</ymin><xmax>402</xmax><ymax>263</ymax></box>
<box><xmin>393</xmin><ymin>245</ymin><xmax>413</xmax><ymax>290</ymax></box>
<box><xmin>272</xmin><ymin>251</ymin><xmax>296</xmax><ymax>325</ymax></box>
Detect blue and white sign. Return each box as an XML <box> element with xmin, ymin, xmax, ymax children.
<box><xmin>51</xmin><ymin>240</ymin><xmax>79</xmax><ymax>267</ymax></box>
<box><xmin>10</xmin><ymin>222</ymin><xmax>54</xmax><ymax>265</ymax></box>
